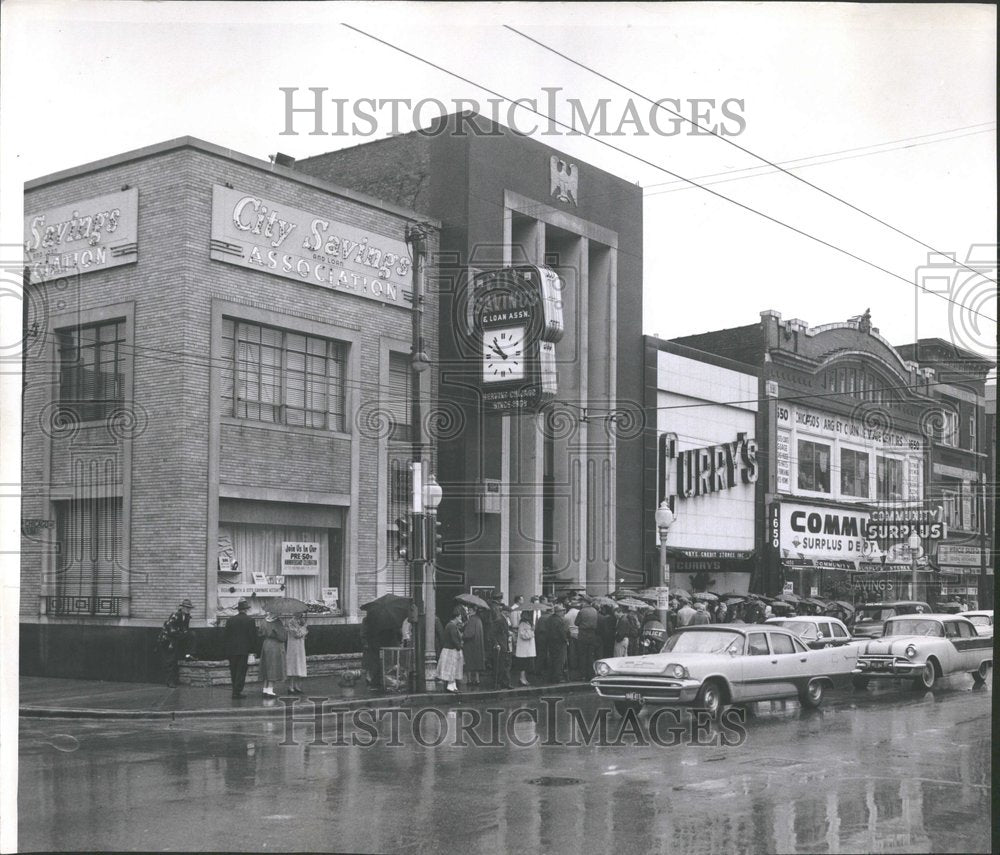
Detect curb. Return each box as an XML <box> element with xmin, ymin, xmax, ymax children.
<box><xmin>19</xmin><ymin>682</ymin><xmax>593</xmax><ymax>721</ymax></box>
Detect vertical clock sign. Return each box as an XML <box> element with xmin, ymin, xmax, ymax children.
<box><xmin>472</xmin><ymin>266</ymin><xmax>564</xmax><ymax>415</ymax></box>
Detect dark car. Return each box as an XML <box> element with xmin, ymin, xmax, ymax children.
<box><xmin>852</xmin><ymin>601</ymin><xmax>931</xmax><ymax>639</ymax></box>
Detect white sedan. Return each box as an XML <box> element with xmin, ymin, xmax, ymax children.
<box><xmin>960</xmin><ymin>610</ymin><xmax>993</xmax><ymax>639</ymax></box>
<box><xmin>591</xmin><ymin>624</ymin><xmax>856</xmax><ymax>718</ymax></box>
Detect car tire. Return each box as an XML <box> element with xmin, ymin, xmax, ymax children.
<box><xmin>971</xmin><ymin>662</ymin><xmax>990</xmax><ymax>685</ymax></box>
<box><xmin>695</xmin><ymin>679</ymin><xmax>724</xmax><ymax>719</ymax></box>
<box><xmin>799</xmin><ymin>680</ymin><xmax>825</xmax><ymax>709</ymax></box>
<box><xmin>852</xmin><ymin>675</ymin><xmax>870</xmax><ymax>690</ymax></box>
<box><xmin>912</xmin><ymin>662</ymin><xmax>936</xmax><ymax>690</ymax></box>
<box><xmin>612</xmin><ymin>700</ymin><xmax>641</xmax><ymax>717</ymax></box>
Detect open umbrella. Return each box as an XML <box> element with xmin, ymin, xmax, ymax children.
<box><xmin>360</xmin><ymin>593</ymin><xmax>412</xmax><ymax>632</ymax></box>
<box><xmin>770</xmin><ymin>601</ymin><xmax>796</xmax><ymax>614</ymax></box>
<box><xmin>616</xmin><ymin>597</ymin><xmax>652</xmax><ymax>610</ymax></box>
<box><xmin>832</xmin><ymin>600</ymin><xmax>855</xmax><ymax>612</ymax></box>
<box><xmin>613</xmin><ymin>588</ymin><xmax>641</xmax><ymax>600</ymax></box>
<box><xmin>720</xmin><ymin>595</ymin><xmax>747</xmax><ymax>605</ymax></box>
<box><xmin>455</xmin><ymin>593</ymin><xmax>489</xmax><ymax>610</ymax></box>
<box><xmin>693</xmin><ymin>591</ymin><xmax>719</xmax><ymax>601</ymax></box>
<box><xmin>670</xmin><ymin>588</ymin><xmax>692</xmax><ymax>602</ymax></box>
<box><xmin>778</xmin><ymin>592</ymin><xmax>803</xmax><ymax>604</ymax></box>
<box><xmin>266</xmin><ymin>597</ymin><xmax>310</xmax><ymax>617</ymax></box>
<box><xmin>592</xmin><ymin>596</ymin><xmax>618</xmax><ymax>609</ymax></box>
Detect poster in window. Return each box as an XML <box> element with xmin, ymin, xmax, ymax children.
<box><xmin>282</xmin><ymin>541</ymin><xmax>320</xmax><ymax>575</ymax></box>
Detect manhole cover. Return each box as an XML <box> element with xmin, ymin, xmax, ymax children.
<box><xmin>527</xmin><ymin>776</ymin><xmax>584</xmax><ymax>787</ymax></box>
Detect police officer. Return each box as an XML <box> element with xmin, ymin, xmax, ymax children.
<box><xmin>159</xmin><ymin>598</ymin><xmax>195</xmax><ymax>688</ymax></box>
<box><xmin>489</xmin><ymin>591</ymin><xmax>513</xmax><ymax>689</ymax></box>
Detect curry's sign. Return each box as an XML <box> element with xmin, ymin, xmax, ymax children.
<box><xmin>25</xmin><ymin>188</ymin><xmax>139</xmax><ymax>283</ymax></box>
<box><xmin>209</xmin><ymin>185</ymin><xmax>411</xmax><ymax>305</ymax></box>
<box><xmin>660</xmin><ymin>432</ymin><xmax>758</xmax><ymax>501</ymax></box>
<box><xmin>281</xmin><ymin>541</ymin><xmax>320</xmax><ymax>576</ymax></box>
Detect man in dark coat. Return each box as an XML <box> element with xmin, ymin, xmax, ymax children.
<box><xmin>544</xmin><ymin>605</ymin><xmax>569</xmax><ymax>683</ymax></box>
<box><xmin>597</xmin><ymin>606</ymin><xmax>616</xmax><ymax>658</ymax></box>
<box><xmin>488</xmin><ymin>592</ymin><xmax>512</xmax><ymax>689</ymax></box>
<box><xmin>158</xmin><ymin>598</ymin><xmax>195</xmax><ymax>688</ymax></box>
<box><xmin>222</xmin><ymin>599</ymin><xmax>258</xmax><ymax>698</ymax></box>
<box><xmin>574</xmin><ymin>601</ymin><xmax>600</xmax><ymax>680</ymax></box>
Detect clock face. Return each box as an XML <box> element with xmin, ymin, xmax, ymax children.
<box><xmin>482</xmin><ymin>326</ymin><xmax>526</xmax><ymax>382</ymax></box>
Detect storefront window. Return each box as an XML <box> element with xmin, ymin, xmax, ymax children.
<box><xmin>840</xmin><ymin>448</ymin><xmax>870</xmax><ymax>497</ymax></box>
<box><xmin>876</xmin><ymin>456</ymin><xmax>904</xmax><ymax>501</ymax></box>
<box><xmin>798</xmin><ymin>439</ymin><xmax>831</xmax><ymax>493</ymax></box>
<box><xmin>221</xmin><ymin>523</ymin><xmax>335</xmax><ymax>602</ymax></box>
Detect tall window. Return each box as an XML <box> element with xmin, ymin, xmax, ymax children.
<box><xmin>53</xmin><ymin>496</ymin><xmax>124</xmax><ymax>615</ymax></box>
<box><xmin>876</xmin><ymin>456</ymin><xmax>904</xmax><ymax>501</ymax></box>
<box><xmin>940</xmin><ymin>410</ymin><xmax>959</xmax><ymax>448</ymax></box>
<box><xmin>221</xmin><ymin>319</ymin><xmax>346</xmax><ymax>430</ymax></box>
<box><xmin>387</xmin><ymin>352</ymin><xmax>412</xmax><ymax>442</ymax></box>
<box><xmin>840</xmin><ymin>448</ymin><xmax>870</xmax><ymax>498</ymax></box>
<box><xmin>797</xmin><ymin>439</ymin><xmax>831</xmax><ymax>493</ymax></box>
<box><xmin>58</xmin><ymin>320</ymin><xmax>125</xmax><ymax>422</ymax></box>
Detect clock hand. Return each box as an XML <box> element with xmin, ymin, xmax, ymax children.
<box><xmin>490</xmin><ymin>338</ymin><xmax>509</xmax><ymax>359</ymax></box>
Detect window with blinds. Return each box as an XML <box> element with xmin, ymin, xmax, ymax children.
<box><xmin>221</xmin><ymin>318</ymin><xmax>347</xmax><ymax>430</ymax></box>
<box><xmin>58</xmin><ymin>319</ymin><xmax>126</xmax><ymax>422</ymax></box>
<box><xmin>386</xmin><ymin>352</ymin><xmax>412</xmax><ymax>442</ymax></box>
<box><xmin>53</xmin><ymin>496</ymin><xmax>124</xmax><ymax>612</ymax></box>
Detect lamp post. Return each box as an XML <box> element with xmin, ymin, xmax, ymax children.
<box><xmin>655</xmin><ymin>501</ymin><xmax>675</xmax><ymax>629</ymax></box>
<box><xmin>908</xmin><ymin>531</ymin><xmax>922</xmax><ymax>602</ymax></box>
<box><xmin>421</xmin><ymin>472</ymin><xmax>443</xmax><ymax>691</ymax></box>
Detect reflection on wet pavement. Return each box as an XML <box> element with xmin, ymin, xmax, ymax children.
<box><xmin>19</xmin><ymin>678</ymin><xmax>991</xmax><ymax>853</ymax></box>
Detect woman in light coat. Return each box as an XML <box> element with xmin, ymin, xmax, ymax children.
<box><xmin>512</xmin><ymin>610</ymin><xmax>536</xmax><ymax>686</ymax></box>
<box><xmin>435</xmin><ymin>606</ymin><xmax>466</xmax><ymax>693</ymax></box>
<box><xmin>285</xmin><ymin>613</ymin><xmax>308</xmax><ymax>694</ymax></box>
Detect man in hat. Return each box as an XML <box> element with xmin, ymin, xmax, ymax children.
<box><xmin>222</xmin><ymin>599</ymin><xmax>258</xmax><ymax>698</ymax></box>
<box><xmin>488</xmin><ymin>591</ymin><xmax>513</xmax><ymax>689</ymax></box>
<box><xmin>542</xmin><ymin>604</ymin><xmax>569</xmax><ymax>683</ymax></box>
<box><xmin>158</xmin><ymin>598</ymin><xmax>195</xmax><ymax>688</ymax></box>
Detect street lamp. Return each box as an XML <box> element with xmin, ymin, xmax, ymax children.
<box><xmin>655</xmin><ymin>501</ymin><xmax>675</xmax><ymax>629</ymax></box>
<box><xmin>416</xmin><ymin>471</ymin><xmax>443</xmax><ymax>693</ymax></box>
<box><xmin>908</xmin><ymin>531</ymin><xmax>922</xmax><ymax>601</ymax></box>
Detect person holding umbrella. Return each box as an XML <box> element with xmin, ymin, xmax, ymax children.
<box><xmin>284</xmin><ymin>612</ymin><xmax>308</xmax><ymax>694</ymax></box>
<box><xmin>258</xmin><ymin>612</ymin><xmax>287</xmax><ymax>697</ymax></box>
<box><xmin>436</xmin><ymin>606</ymin><xmax>466</xmax><ymax>692</ymax></box>
<box><xmin>462</xmin><ymin>605</ymin><xmax>486</xmax><ymax>687</ymax></box>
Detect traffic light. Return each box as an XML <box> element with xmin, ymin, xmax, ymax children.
<box><xmin>395</xmin><ymin>515</ymin><xmax>411</xmax><ymax>561</ymax></box>
<box><xmin>431</xmin><ymin>517</ymin><xmax>444</xmax><ymax>557</ymax></box>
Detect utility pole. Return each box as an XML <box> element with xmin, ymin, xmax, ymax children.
<box><xmin>405</xmin><ymin>224</ymin><xmax>435</xmax><ymax>692</ymax></box>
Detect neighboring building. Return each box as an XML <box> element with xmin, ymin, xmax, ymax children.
<box><xmin>296</xmin><ymin>113</ymin><xmax>645</xmax><ymax>606</ymax></box>
<box><xmin>673</xmin><ymin>310</ymin><xmax>943</xmax><ymax>603</ymax></box>
<box><xmin>21</xmin><ymin>137</ymin><xmax>439</xmax><ymax>680</ymax></box>
<box><xmin>895</xmin><ymin>339</ymin><xmax>995</xmax><ymax>609</ymax></box>
<box><xmin>644</xmin><ymin>337</ymin><xmax>760</xmax><ymax>595</ymax></box>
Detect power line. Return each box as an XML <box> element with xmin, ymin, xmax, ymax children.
<box><xmin>339</xmin><ymin>24</ymin><xmax>996</xmax><ymax>326</ymax></box>
<box><xmin>504</xmin><ymin>25</ymin><xmax>998</xmax><ymax>288</ymax></box>
<box><xmin>646</xmin><ymin>127</ymin><xmax>996</xmax><ymax>196</ymax></box>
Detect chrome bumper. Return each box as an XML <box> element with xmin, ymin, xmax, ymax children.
<box><xmin>854</xmin><ymin>659</ymin><xmax>923</xmax><ymax>676</ymax></box>
<box><xmin>591</xmin><ymin>676</ymin><xmax>702</xmax><ymax>705</ymax></box>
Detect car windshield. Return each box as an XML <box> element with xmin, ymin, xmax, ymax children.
<box><xmin>966</xmin><ymin>615</ymin><xmax>990</xmax><ymax>626</ymax></box>
<box><xmin>663</xmin><ymin>630</ymin><xmax>744</xmax><ymax>655</ymax></box>
<box><xmin>859</xmin><ymin>607</ymin><xmax>896</xmax><ymax>622</ymax></box>
<box><xmin>884</xmin><ymin>619</ymin><xmax>942</xmax><ymax>637</ymax></box>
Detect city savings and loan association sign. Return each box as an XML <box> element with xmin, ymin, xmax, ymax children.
<box><xmin>209</xmin><ymin>185</ymin><xmax>411</xmax><ymax>306</ymax></box>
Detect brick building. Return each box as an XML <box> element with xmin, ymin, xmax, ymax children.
<box><xmin>21</xmin><ymin>137</ymin><xmax>438</xmax><ymax>680</ymax></box>
<box><xmin>295</xmin><ymin>113</ymin><xmax>645</xmax><ymax>606</ymax></box>
<box><xmin>672</xmin><ymin>310</ymin><xmax>959</xmax><ymax>604</ymax></box>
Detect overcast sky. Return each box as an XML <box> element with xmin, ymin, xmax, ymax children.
<box><xmin>1</xmin><ymin>1</ymin><xmax>996</xmax><ymax>357</ymax></box>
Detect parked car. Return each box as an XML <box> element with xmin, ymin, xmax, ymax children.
<box><xmin>853</xmin><ymin>614</ymin><xmax>992</xmax><ymax>690</ymax></box>
<box><xmin>960</xmin><ymin>610</ymin><xmax>994</xmax><ymax>639</ymax></box>
<box><xmin>851</xmin><ymin>601</ymin><xmax>932</xmax><ymax>639</ymax></box>
<box><xmin>590</xmin><ymin>624</ymin><xmax>856</xmax><ymax>718</ymax></box>
<box><xmin>765</xmin><ymin>616</ymin><xmax>856</xmax><ymax>649</ymax></box>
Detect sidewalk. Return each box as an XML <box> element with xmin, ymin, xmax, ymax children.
<box><xmin>19</xmin><ymin>674</ymin><xmax>591</xmax><ymax>720</ymax></box>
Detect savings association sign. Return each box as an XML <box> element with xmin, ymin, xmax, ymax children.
<box><xmin>470</xmin><ymin>266</ymin><xmax>564</xmax><ymax>414</ymax></box>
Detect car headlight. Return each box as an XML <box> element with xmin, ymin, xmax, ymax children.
<box><xmin>594</xmin><ymin>661</ymin><xmax>612</xmax><ymax>677</ymax></box>
<box><xmin>905</xmin><ymin>645</ymin><xmax>917</xmax><ymax>659</ymax></box>
<box><xmin>664</xmin><ymin>663</ymin><xmax>689</xmax><ymax>679</ymax></box>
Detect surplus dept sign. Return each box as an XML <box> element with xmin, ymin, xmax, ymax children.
<box><xmin>209</xmin><ymin>185</ymin><xmax>411</xmax><ymax>305</ymax></box>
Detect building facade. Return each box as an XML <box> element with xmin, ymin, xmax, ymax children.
<box><xmin>21</xmin><ymin>138</ymin><xmax>439</xmax><ymax>680</ymax></box>
<box><xmin>643</xmin><ymin>338</ymin><xmax>760</xmax><ymax>595</ymax></box>
<box><xmin>672</xmin><ymin>310</ymin><xmax>977</xmax><ymax>605</ymax></box>
<box><xmin>296</xmin><ymin>113</ymin><xmax>645</xmax><ymax>607</ymax></box>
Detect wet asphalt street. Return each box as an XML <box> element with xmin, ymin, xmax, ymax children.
<box><xmin>19</xmin><ymin>674</ymin><xmax>991</xmax><ymax>854</ymax></box>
